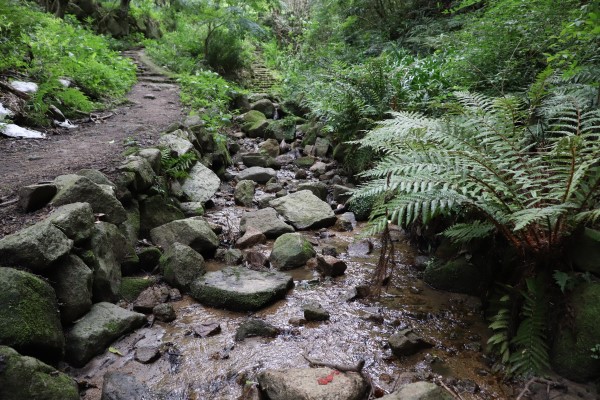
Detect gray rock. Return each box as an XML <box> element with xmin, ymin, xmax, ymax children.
<box><xmin>0</xmin><ymin>346</ymin><xmax>79</xmax><ymax>400</ymax></box>
<box><xmin>270</xmin><ymin>233</ymin><xmax>316</xmax><ymax>270</ymax></box>
<box><xmin>258</xmin><ymin>368</ymin><xmax>367</xmax><ymax>400</ymax></box>
<box><xmin>316</xmin><ymin>255</ymin><xmax>347</xmax><ymax>277</ymax></box>
<box><xmin>140</xmin><ymin>195</ymin><xmax>185</xmax><ymax>235</ymax></box>
<box><xmin>216</xmin><ymin>248</ymin><xmax>243</xmax><ymax>264</ymax></box>
<box><xmin>303</xmin><ymin>303</ymin><xmax>330</xmax><ymax>321</ymax></box>
<box><xmin>159</xmin><ymin>243</ymin><xmax>205</xmax><ymax>291</ymax></box>
<box><xmin>101</xmin><ymin>371</ymin><xmax>152</xmax><ymax>400</ymax></box>
<box><xmin>348</xmin><ymin>240</ymin><xmax>373</xmax><ymax>257</ymax></box>
<box><xmin>236</xmin><ymin>227</ymin><xmax>267</xmax><ymax>249</ymax></box>
<box><xmin>76</xmin><ymin>169</ymin><xmax>116</xmax><ymax>188</ymax></box>
<box><xmin>87</xmin><ymin>222</ymin><xmax>130</xmax><ymax>302</ymax></box>
<box><xmin>153</xmin><ymin>303</ymin><xmax>176</xmax><ymax>322</ymax></box>
<box><xmin>18</xmin><ymin>183</ymin><xmax>57</xmax><ymax>211</ymax></box>
<box><xmin>310</xmin><ymin>161</ymin><xmax>328</xmax><ymax>175</ymax></box>
<box><xmin>235</xmin><ymin>319</ymin><xmax>279</xmax><ymax>341</ymax></box>
<box><xmin>314</xmin><ymin>137</ymin><xmax>331</xmax><ymax>157</ymax></box>
<box><xmin>47</xmin><ymin>255</ymin><xmax>93</xmax><ymax>324</ymax></box>
<box><xmin>0</xmin><ymin>268</ymin><xmax>65</xmax><ymax>363</ymax></box>
<box><xmin>0</xmin><ymin>221</ymin><xmax>72</xmax><ymax>272</ymax></box>
<box><xmin>181</xmin><ymin>163</ymin><xmax>220</xmax><ymax>204</ymax></box>
<box><xmin>119</xmin><ymin>156</ymin><xmax>156</xmax><ymax>193</ymax></box>
<box><xmin>138</xmin><ymin>246</ymin><xmax>162</xmax><ymax>271</ymax></box>
<box><xmin>190</xmin><ymin>266</ymin><xmax>293</xmax><ymax>311</ymax></box>
<box><xmin>259</xmin><ymin>138</ymin><xmax>280</xmax><ymax>158</ymax></box>
<box><xmin>334</xmin><ymin>212</ymin><xmax>355</xmax><ymax>232</ymax></box>
<box><xmin>150</xmin><ymin>218</ymin><xmax>219</xmax><ymax>257</ymax></box>
<box><xmin>47</xmin><ymin>202</ymin><xmax>95</xmax><ymax>243</ymax></box>
<box><xmin>65</xmin><ymin>302</ymin><xmax>146</xmax><ymax>367</ymax></box>
<box><xmin>241</xmin><ymin>110</ymin><xmax>268</xmax><ymax>137</ymax></box>
<box><xmin>332</xmin><ymin>185</ymin><xmax>353</xmax><ymax>204</ymax></box>
<box><xmin>389</xmin><ymin>328</ymin><xmax>432</xmax><ymax>357</ymax></box>
<box><xmin>242</xmin><ymin>153</ymin><xmax>278</xmax><ymax>168</ymax></box>
<box><xmin>121</xmin><ymin>201</ymin><xmax>140</xmax><ymax>248</ymax></box>
<box><xmin>239</xmin><ymin>208</ymin><xmax>294</xmax><ymax>239</ymax></box>
<box><xmin>234</xmin><ymin>179</ymin><xmax>256</xmax><ymax>207</ymax></box>
<box><xmin>135</xmin><ymin>346</ymin><xmax>160</xmax><ymax>364</ymax></box>
<box><xmin>158</xmin><ymin>133</ymin><xmax>194</xmax><ymax>157</ymax></box>
<box><xmin>251</xmin><ymin>98</ymin><xmax>276</xmax><ymax>118</ymax></box>
<box><xmin>297</xmin><ymin>182</ymin><xmax>327</xmax><ymax>200</ymax></box>
<box><xmin>245</xmin><ymin>250</ymin><xmax>269</xmax><ymax>269</ymax></box>
<box><xmin>237</xmin><ymin>166</ymin><xmax>277</xmax><ymax>183</ymax></box>
<box><xmin>137</xmin><ymin>148</ymin><xmax>162</xmax><ymax>173</ymax></box>
<box><xmin>133</xmin><ymin>286</ymin><xmax>169</xmax><ymax>313</ymax></box>
<box><xmin>269</xmin><ymin>190</ymin><xmax>336</xmax><ymax>230</ymax></box>
<box><xmin>192</xmin><ymin>322</ymin><xmax>221</xmax><ymax>338</ymax></box>
<box><xmin>379</xmin><ymin>382</ymin><xmax>452</xmax><ymax>400</ymax></box>
<box><xmin>295</xmin><ymin>156</ymin><xmax>316</xmax><ymax>168</ymax></box>
<box><xmin>51</xmin><ymin>174</ymin><xmax>127</xmax><ymax>225</ymax></box>
<box><xmin>179</xmin><ymin>202</ymin><xmax>205</xmax><ymax>217</ymax></box>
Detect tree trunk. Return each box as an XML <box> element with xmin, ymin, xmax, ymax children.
<box><xmin>118</xmin><ymin>0</ymin><xmax>132</xmax><ymax>36</ymax></box>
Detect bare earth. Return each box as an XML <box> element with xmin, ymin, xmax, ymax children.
<box><xmin>0</xmin><ymin>50</ymin><xmax>183</xmax><ymax>238</ymax></box>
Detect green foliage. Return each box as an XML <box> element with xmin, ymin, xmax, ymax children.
<box><xmin>592</xmin><ymin>344</ymin><xmax>600</xmax><ymax>360</ymax></box>
<box><xmin>487</xmin><ymin>293</ymin><xmax>512</xmax><ymax>364</ymax></box>
<box><xmin>160</xmin><ymin>148</ymin><xmax>197</xmax><ymax>180</ymax></box>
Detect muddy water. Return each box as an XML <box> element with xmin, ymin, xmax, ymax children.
<box><xmin>71</xmin><ymin>210</ymin><xmax>514</xmax><ymax>399</ymax></box>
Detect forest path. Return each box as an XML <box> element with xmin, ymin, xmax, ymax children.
<box><xmin>0</xmin><ymin>49</ymin><xmax>183</xmax><ymax>236</ymax></box>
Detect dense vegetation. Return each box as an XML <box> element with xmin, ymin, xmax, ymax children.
<box><xmin>1</xmin><ymin>0</ymin><xmax>599</xmax><ymax>382</ymax></box>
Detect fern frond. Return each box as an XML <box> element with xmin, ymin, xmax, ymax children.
<box><xmin>442</xmin><ymin>220</ymin><xmax>496</xmax><ymax>243</ymax></box>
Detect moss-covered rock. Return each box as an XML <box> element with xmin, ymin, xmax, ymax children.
<box><xmin>241</xmin><ymin>110</ymin><xmax>268</xmax><ymax>137</ymax></box>
<box><xmin>423</xmin><ymin>256</ymin><xmax>486</xmax><ymax>296</ymax></box>
<box><xmin>120</xmin><ymin>276</ymin><xmax>157</xmax><ymax>302</ymax></box>
<box><xmin>47</xmin><ymin>255</ymin><xmax>93</xmax><ymax>324</ymax></box>
<box><xmin>234</xmin><ymin>179</ymin><xmax>256</xmax><ymax>207</ymax></box>
<box><xmin>159</xmin><ymin>242</ymin><xmax>205</xmax><ymax>291</ymax></box>
<box><xmin>266</xmin><ymin>117</ymin><xmax>296</xmax><ymax>141</ymax></box>
<box><xmin>88</xmin><ymin>222</ymin><xmax>127</xmax><ymax>302</ymax></box>
<box><xmin>140</xmin><ymin>195</ymin><xmax>185</xmax><ymax>236</ymax></box>
<box><xmin>0</xmin><ymin>268</ymin><xmax>65</xmax><ymax>363</ymax></box>
<box><xmin>0</xmin><ymin>346</ymin><xmax>79</xmax><ymax>400</ymax></box>
<box><xmin>119</xmin><ymin>155</ymin><xmax>156</xmax><ymax>193</ymax></box>
<box><xmin>551</xmin><ymin>282</ymin><xmax>600</xmax><ymax>382</ymax></box>
<box><xmin>149</xmin><ymin>217</ymin><xmax>219</xmax><ymax>257</ymax></box>
<box><xmin>270</xmin><ymin>233</ymin><xmax>316</xmax><ymax>270</ymax></box>
<box><xmin>47</xmin><ymin>202</ymin><xmax>95</xmax><ymax>244</ymax></box>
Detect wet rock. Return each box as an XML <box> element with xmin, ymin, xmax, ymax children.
<box><xmin>295</xmin><ymin>169</ymin><xmax>308</xmax><ymax>179</ymax></box>
<box><xmin>237</xmin><ymin>166</ymin><xmax>277</xmax><ymax>183</ymax></box>
<box><xmin>140</xmin><ymin>195</ymin><xmax>185</xmax><ymax>235</ymax></box>
<box><xmin>234</xmin><ymin>179</ymin><xmax>256</xmax><ymax>207</ymax></box>
<box><xmin>101</xmin><ymin>371</ymin><xmax>152</xmax><ymax>400</ymax></box>
<box><xmin>51</xmin><ymin>174</ymin><xmax>127</xmax><ymax>224</ymax></box>
<box><xmin>216</xmin><ymin>248</ymin><xmax>243</xmax><ymax>264</ymax></box>
<box><xmin>47</xmin><ymin>202</ymin><xmax>95</xmax><ymax>243</ymax></box>
<box><xmin>259</xmin><ymin>138</ymin><xmax>280</xmax><ymax>158</ymax></box>
<box><xmin>423</xmin><ymin>256</ymin><xmax>486</xmax><ymax>296</ymax></box>
<box><xmin>47</xmin><ymin>255</ymin><xmax>93</xmax><ymax>324</ymax></box>
<box><xmin>133</xmin><ymin>286</ymin><xmax>169</xmax><ymax>313</ymax></box>
<box><xmin>245</xmin><ymin>250</ymin><xmax>269</xmax><ymax>269</ymax></box>
<box><xmin>412</xmin><ymin>255</ymin><xmax>430</xmax><ymax>270</ymax></box>
<box><xmin>344</xmin><ymin>285</ymin><xmax>371</xmax><ymax>302</ymax></box>
<box><xmin>295</xmin><ymin>156</ymin><xmax>316</xmax><ymax>168</ymax></box>
<box><xmin>153</xmin><ymin>303</ymin><xmax>176</xmax><ymax>322</ymax></box>
<box><xmin>270</xmin><ymin>233</ymin><xmax>316</xmax><ymax>270</ymax></box>
<box><xmin>134</xmin><ymin>346</ymin><xmax>160</xmax><ymax>364</ymax></box>
<box><xmin>0</xmin><ymin>346</ymin><xmax>79</xmax><ymax>400</ymax></box>
<box><xmin>389</xmin><ymin>328</ymin><xmax>433</xmax><ymax>357</ymax></box>
<box><xmin>242</xmin><ymin>153</ymin><xmax>278</xmax><ymax>168</ymax></box>
<box><xmin>269</xmin><ymin>190</ymin><xmax>336</xmax><ymax>230</ymax></box>
<box><xmin>0</xmin><ymin>221</ymin><xmax>72</xmax><ymax>272</ymax></box>
<box><xmin>379</xmin><ymin>381</ymin><xmax>452</xmax><ymax>400</ymax></box>
<box><xmin>235</xmin><ymin>319</ymin><xmax>280</xmax><ymax>341</ymax></box>
<box><xmin>18</xmin><ymin>183</ymin><xmax>57</xmax><ymax>211</ymax></box>
<box><xmin>316</xmin><ymin>255</ymin><xmax>347</xmax><ymax>277</ymax></box>
<box><xmin>179</xmin><ymin>201</ymin><xmax>205</xmax><ymax>217</ymax></box>
<box><xmin>181</xmin><ymin>163</ymin><xmax>221</xmax><ymax>204</ymax></box>
<box><xmin>321</xmin><ymin>246</ymin><xmax>338</xmax><ymax>257</ymax></box>
<box><xmin>288</xmin><ymin>317</ymin><xmax>306</xmax><ymax>326</ymax></box>
<box><xmin>348</xmin><ymin>239</ymin><xmax>373</xmax><ymax>257</ymax></box>
<box><xmin>265</xmin><ymin>181</ymin><xmax>283</xmax><ymax>193</ymax></box>
<box><xmin>236</xmin><ymin>227</ymin><xmax>267</xmax><ymax>249</ymax></box>
<box><xmin>334</xmin><ymin>212</ymin><xmax>355</xmax><ymax>232</ymax></box>
<box><xmin>119</xmin><ymin>276</ymin><xmax>156</xmax><ymax>302</ymax></box>
<box><xmin>0</xmin><ymin>268</ymin><xmax>65</xmax><ymax>363</ymax></box>
<box><xmin>150</xmin><ymin>217</ymin><xmax>219</xmax><ymax>257</ymax></box>
<box><xmin>65</xmin><ymin>302</ymin><xmax>146</xmax><ymax>367</ymax></box>
<box><xmin>137</xmin><ymin>148</ymin><xmax>162</xmax><ymax>173</ymax></box>
<box><xmin>193</xmin><ymin>322</ymin><xmax>221</xmax><ymax>338</ymax></box>
<box><xmin>169</xmin><ymin>288</ymin><xmax>182</xmax><ymax>301</ymax></box>
<box><xmin>303</xmin><ymin>303</ymin><xmax>330</xmax><ymax>321</ymax></box>
<box><xmin>332</xmin><ymin>184</ymin><xmax>353</xmax><ymax>204</ymax></box>
<box><xmin>297</xmin><ymin>181</ymin><xmax>327</xmax><ymax>200</ymax></box>
<box><xmin>258</xmin><ymin>367</ymin><xmax>367</xmax><ymax>400</ymax></box>
<box><xmin>239</xmin><ymin>207</ymin><xmax>294</xmax><ymax>239</ymax></box>
<box><xmin>241</xmin><ymin>110</ymin><xmax>269</xmax><ymax>137</ymax></box>
<box><xmin>158</xmin><ymin>132</ymin><xmax>194</xmax><ymax>157</ymax></box>
<box><xmin>138</xmin><ymin>246</ymin><xmax>162</xmax><ymax>272</ymax></box>
<box><xmin>310</xmin><ymin>161</ymin><xmax>328</xmax><ymax>176</ymax></box>
<box><xmin>119</xmin><ymin>156</ymin><xmax>155</xmax><ymax>193</ymax></box>
<box><xmin>159</xmin><ymin>242</ymin><xmax>205</xmax><ymax>291</ymax></box>
<box><xmin>190</xmin><ymin>266</ymin><xmax>293</xmax><ymax>311</ymax></box>
<box><xmin>251</xmin><ymin>98</ymin><xmax>276</xmax><ymax>118</ymax></box>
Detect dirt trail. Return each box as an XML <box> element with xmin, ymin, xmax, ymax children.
<box><xmin>0</xmin><ymin>50</ymin><xmax>183</xmax><ymax>237</ymax></box>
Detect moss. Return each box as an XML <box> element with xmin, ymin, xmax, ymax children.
<box><xmin>294</xmin><ymin>156</ymin><xmax>316</xmax><ymax>168</ymax></box>
<box><xmin>265</xmin><ymin>116</ymin><xmax>296</xmax><ymax>141</ymax></box>
<box><xmin>120</xmin><ymin>276</ymin><xmax>156</xmax><ymax>302</ymax></box>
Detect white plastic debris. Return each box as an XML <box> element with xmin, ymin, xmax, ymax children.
<box><xmin>0</xmin><ymin>103</ymin><xmax>14</xmax><ymax>121</ymax></box>
<box><xmin>54</xmin><ymin>119</ymin><xmax>78</xmax><ymax>129</ymax></box>
<box><xmin>58</xmin><ymin>78</ymin><xmax>72</xmax><ymax>87</ymax></box>
<box><xmin>9</xmin><ymin>81</ymin><xmax>38</xmax><ymax>94</ymax></box>
<box><xmin>0</xmin><ymin>123</ymin><xmax>46</xmax><ymax>139</ymax></box>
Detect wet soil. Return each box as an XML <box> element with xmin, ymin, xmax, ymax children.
<box><xmin>0</xmin><ymin>50</ymin><xmax>182</xmax><ymax>238</ymax></box>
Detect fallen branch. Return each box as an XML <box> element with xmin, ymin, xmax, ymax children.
<box><xmin>436</xmin><ymin>378</ymin><xmax>465</xmax><ymax>400</ymax></box>
<box><xmin>302</xmin><ymin>353</ymin><xmax>365</xmax><ymax>373</ymax></box>
<box><xmin>516</xmin><ymin>377</ymin><xmax>563</xmax><ymax>400</ymax></box>
<box><xmin>0</xmin><ymin>198</ymin><xmax>18</xmax><ymax>208</ymax></box>
<box><xmin>90</xmin><ymin>112</ymin><xmax>114</xmax><ymax>123</ymax></box>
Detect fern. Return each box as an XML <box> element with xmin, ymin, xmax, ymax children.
<box><xmin>442</xmin><ymin>220</ymin><xmax>495</xmax><ymax>244</ymax></box>
<box><xmin>160</xmin><ymin>148</ymin><xmax>197</xmax><ymax>180</ymax></box>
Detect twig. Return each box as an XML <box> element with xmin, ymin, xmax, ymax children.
<box><xmin>90</xmin><ymin>113</ymin><xmax>114</xmax><ymax>123</ymax></box>
<box><xmin>302</xmin><ymin>353</ymin><xmax>365</xmax><ymax>373</ymax></box>
<box><xmin>437</xmin><ymin>379</ymin><xmax>465</xmax><ymax>400</ymax></box>
<box><xmin>0</xmin><ymin>198</ymin><xmax>18</xmax><ymax>208</ymax></box>
<box><xmin>516</xmin><ymin>377</ymin><xmax>562</xmax><ymax>400</ymax></box>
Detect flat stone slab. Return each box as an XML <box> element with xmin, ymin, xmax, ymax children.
<box><xmin>237</xmin><ymin>166</ymin><xmax>277</xmax><ymax>183</ymax></box>
<box><xmin>269</xmin><ymin>190</ymin><xmax>336</xmax><ymax>230</ymax></box>
<box><xmin>258</xmin><ymin>367</ymin><xmax>367</xmax><ymax>400</ymax></box>
<box><xmin>239</xmin><ymin>207</ymin><xmax>294</xmax><ymax>239</ymax></box>
<box><xmin>190</xmin><ymin>266</ymin><xmax>293</xmax><ymax>311</ymax></box>
<box><xmin>181</xmin><ymin>163</ymin><xmax>221</xmax><ymax>203</ymax></box>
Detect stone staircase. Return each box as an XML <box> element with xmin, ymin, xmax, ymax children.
<box><xmin>121</xmin><ymin>49</ymin><xmax>177</xmax><ymax>85</ymax></box>
<box><xmin>249</xmin><ymin>53</ymin><xmax>279</xmax><ymax>91</ymax></box>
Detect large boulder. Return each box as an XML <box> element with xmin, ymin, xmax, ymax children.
<box><xmin>298</xmin><ymin>182</ymin><xmax>327</xmax><ymax>201</ymax></box>
<box><xmin>101</xmin><ymin>372</ymin><xmax>152</xmax><ymax>400</ymax></box>
<box><xmin>159</xmin><ymin>243</ymin><xmax>205</xmax><ymax>291</ymax></box>
<box><xmin>0</xmin><ymin>221</ymin><xmax>72</xmax><ymax>273</ymax></box>
<box><xmin>234</xmin><ymin>179</ymin><xmax>256</xmax><ymax>207</ymax></box>
<box><xmin>18</xmin><ymin>183</ymin><xmax>57</xmax><ymax>212</ymax></box>
<box><xmin>0</xmin><ymin>268</ymin><xmax>65</xmax><ymax>362</ymax></box>
<box><xmin>65</xmin><ymin>302</ymin><xmax>146</xmax><ymax>367</ymax></box>
<box><xmin>269</xmin><ymin>190</ymin><xmax>336</xmax><ymax>230</ymax></box>
<box><xmin>87</xmin><ymin>222</ymin><xmax>129</xmax><ymax>302</ymax></box>
<box><xmin>46</xmin><ymin>255</ymin><xmax>93</xmax><ymax>325</ymax></box>
<box><xmin>181</xmin><ymin>163</ymin><xmax>221</xmax><ymax>204</ymax></box>
<box><xmin>0</xmin><ymin>346</ymin><xmax>79</xmax><ymax>400</ymax></box>
<box><xmin>270</xmin><ymin>233</ymin><xmax>316</xmax><ymax>270</ymax></box>
<box><xmin>379</xmin><ymin>382</ymin><xmax>453</xmax><ymax>400</ymax></box>
<box><xmin>158</xmin><ymin>133</ymin><xmax>194</xmax><ymax>157</ymax></box>
<box><xmin>119</xmin><ymin>155</ymin><xmax>156</xmax><ymax>193</ymax></box>
<box><xmin>258</xmin><ymin>367</ymin><xmax>367</xmax><ymax>400</ymax></box>
<box><xmin>551</xmin><ymin>283</ymin><xmax>600</xmax><ymax>382</ymax></box>
<box><xmin>241</xmin><ymin>110</ymin><xmax>269</xmax><ymax>137</ymax></box>
<box><xmin>140</xmin><ymin>195</ymin><xmax>185</xmax><ymax>235</ymax></box>
<box><xmin>241</xmin><ymin>153</ymin><xmax>278</xmax><ymax>168</ymax></box>
<box><xmin>150</xmin><ymin>217</ymin><xmax>219</xmax><ymax>257</ymax></box>
<box><xmin>237</xmin><ymin>166</ymin><xmax>277</xmax><ymax>183</ymax></box>
<box><xmin>250</xmin><ymin>98</ymin><xmax>276</xmax><ymax>118</ymax></box>
<box><xmin>47</xmin><ymin>202</ymin><xmax>95</xmax><ymax>243</ymax></box>
<box><xmin>51</xmin><ymin>174</ymin><xmax>127</xmax><ymax>225</ymax></box>
<box><xmin>239</xmin><ymin>207</ymin><xmax>294</xmax><ymax>239</ymax></box>
<box><xmin>190</xmin><ymin>266</ymin><xmax>293</xmax><ymax>311</ymax></box>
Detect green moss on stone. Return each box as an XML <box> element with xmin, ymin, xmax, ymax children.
<box><xmin>120</xmin><ymin>276</ymin><xmax>156</xmax><ymax>302</ymax></box>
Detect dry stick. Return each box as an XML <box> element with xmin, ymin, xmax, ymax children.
<box><xmin>0</xmin><ymin>199</ymin><xmax>18</xmax><ymax>208</ymax></box>
<box><xmin>301</xmin><ymin>353</ymin><xmax>365</xmax><ymax>373</ymax></box>
<box><xmin>437</xmin><ymin>378</ymin><xmax>465</xmax><ymax>400</ymax></box>
<box><xmin>515</xmin><ymin>377</ymin><xmax>536</xmax><ymax>400</ymax></box>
